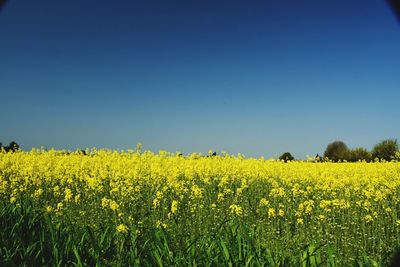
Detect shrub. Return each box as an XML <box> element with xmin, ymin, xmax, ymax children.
<box><xmin>372</xmin><ymin>139</ymin><xmax>398</xmax><ymax>161</ymax></box>
<box><xmin>348</xmin><ymin>147</ymin><xmax>372</xmax><ymax>162</ymax></box>
<box><xmin>323</xmin><ymin>141</ymin><xmax>349</xmax><ymax>162</ymax></box>
<box><xmin>279</xmin><ymin>152</ymin><xmax>294</xmax><ymax>162</ymax></box>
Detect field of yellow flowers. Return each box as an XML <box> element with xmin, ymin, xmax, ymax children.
<box><xmin>1</xmin><ymin>148</ymin><xmax>400</xmax><ymax>266</ymax></box>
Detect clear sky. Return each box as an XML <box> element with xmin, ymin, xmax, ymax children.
<box><xmin>1</xmin><ymin>0</ymin><xmax>399</xmax><ymax>158</ymax></box>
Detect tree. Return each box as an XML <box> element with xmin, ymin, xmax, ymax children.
<box><xmin>323</xmin><ymin>141</ymin><xmax>349</xmax><ymax>162</ymax></box>
<box><xmin>372</xmin><ymin>139</ymin><xmax>398</xmax><ymax>161</ymax></box>
<box><xmin>348</xmin><ymin>147</ymin><xmax>372</xmax><ymax>162</ymax></box>
<box><xmin>4</xmin><ymin>141</ymin><xmax>19</xmax><ymax>152</ymax></box>
<box><xmin>279</xmin><ymin>152</ymin><xmax>294</xmax><ymax>162</ymax></box>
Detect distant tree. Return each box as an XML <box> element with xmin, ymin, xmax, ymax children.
<box><xmin>5</xmin><ymin>141</ymin><xmax>20</xmax><ymax>152</ymax></box>
<box><xmin>279</xmin><ymin>152</ymin><xmax>294</xmax><ymax>162</ymax></box>
<box><xmin>372</xmin><ymin>139</ymin><xmax>398</xmax><ymax>161</ymax></box>
<box><xmin>348</xmin><ymin>147</ymin><xmax>372</xmax><ymax>162</ymax></box>
<box><xmin>323</xmin><ymin>141</ymin><xmax>349</xmax><ymax>162</ymax></box>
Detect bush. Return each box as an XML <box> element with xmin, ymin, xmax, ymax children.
<box><xmin>323</xmin><ymin>141</ymin><xmax>350</xmax><ymax>162</ymax></box>
<box><xmin>348</xmin><ymin>147</ymin><xmax>372</xmax><ymax>162</ymax></box>
<box><xmin>279</xmin><ymin>152</ymin><xmax>294</xmax><ymax>162</ymax></box>
<box><xmin>372</xmin><ymin>139</ymin><xmax>398</xmax><ymax>161</ymax></box>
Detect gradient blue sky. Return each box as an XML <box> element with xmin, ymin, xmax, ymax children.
<box><xmin>1</xmin><ymin>0</ymin><xmax>399</xmax><ymax>158</ymax></box>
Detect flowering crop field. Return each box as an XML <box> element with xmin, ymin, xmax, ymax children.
<box><xmin>1</xmin><ymin>149</ymin><xmax>400</xmax><ymax>266</ymax></box>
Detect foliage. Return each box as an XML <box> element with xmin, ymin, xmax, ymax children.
<box><xmin>372</xmin><ymin>139</ymin><xmax>399</xmax><ymax>161</ymax></box>
<box><xmin>279</xmin><ymin>152</ymin><xmax>294</xmax><ymax>162</ymax></box>
<box><xmin>0</xmin><ymin>141</ymin><xmax>20</xmax><ymax>152</ymax></box>
<box><xmin>323</xmin><ymin>141</ymin><xmax>350</xmax><ymax>162</ymax></box>
<box><xmin>395</xmin><ymin>151</ymin><xmax>400</xmax><ymax>162</ymax></box>
<box><xmin>1</xmin><ymin>148</ymin><xmax>400</xmax><ymax>265</ymax></box>
<box><xmin>348</xmin><ymin>147</ymin><xmax>372</xmax><ymax>162</ymax></box>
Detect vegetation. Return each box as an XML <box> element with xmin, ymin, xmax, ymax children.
<box><xmin>279</xmin><ymin>152</ymin><xmax>294</xmax><ymax>162</ymax></box>
<box><xmin>1</xmin><ymin>149</ymin><xmax>400</xmax><ymax>266</ymax></box>
<box><xmin>322</xmin><ymin>139</ymin><xmax>399</xmax><ymax>162</ymax></box>
<box><xmin>0</xmin><ymin>141</ymin><xmax>20</xmax><ymax>152</ymax></box>
<box><xmin>323</xmin><ymin>141</ymin><xmax>349</xmax><ymax>162</ymax></box>
<box><xmin>372</xmin><ymin>139</ymin><xmax>399</xmax><ymax>161</ymax></box>
<box><xmin>348</xmin><ymin>147</ymin><xmax>372</xmax><ymax>162</ymax></box>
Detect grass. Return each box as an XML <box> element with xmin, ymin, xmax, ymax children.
<box><xmin>1</xmin><ymin>200</ymin><xmax>397</xmax><ymax>266</ymax></box>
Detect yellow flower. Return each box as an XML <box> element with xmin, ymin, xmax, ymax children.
<box><xmin>56</xmin><ymin>202</ymin><xmax>64</xmax><ymax>214</ymax></box>
<box><xmin>229</xmin><ymin>204</ymin><xmax>243</xmax><ymax>216</ymax></box>
<box><xmin>34</xmin><ymin>188</ymin><xmax>44</xmax><ymax>199</ymax></box>
<box><xmin>268</xmin><ymin>208</ymin><xmax>276</xmax><ymax>218</ymax></box>
<box><xmin>64</xmin><ymin>188</ymin><xmax>73</xmax><ymax>202</ymax></box>
<box><xmin>156</xmin><ymin>220</ymin><xmax>168</xmax><ymax>229</ymax></box>
<box><xmin>110</xmin><ymin>200</ymin><xmax>120</xmax><ymax>211</ymax></box>
<box><xmin>116</xmin><ymin>224</ymin><xmax>129</xmax><ymax>234</ymax></box>
<box><xmin>153</xmin><ymin>198</ymin><xmax>160</xmax><ymax>208</ymax></box>
<box><xmin>278</xmin><ymin>209</ymin><xmax>285</xmax><ymax>217</ymax></box>
<box><xmin>171</xmin><ymin>200</ymin><xmax>179</xmax><ymax>214</ymax></box>
<box><xmin>364</xmin><ymin>215</ymin><xmax>373</xmax><ymax>223</ymax></box>
<box><xmin>269</xmin><ymin>187</ymin><xmax>285</xmax><ymax>198</ymax></box>
<box><xmin>363</xmin><ymin>201</ymin><xmax>371</xmax><ymax>211</ymax></box>
<box><xmin>192</xmin><ymin>185</ymin><xmax>204</xmax><ymax>198</ymax></box>
<box><xmin>259</xmin><ymin>198</ymin><xmax>269</xmax><ymax>207</ymax></box>
<box><xmin>236</xmin><ymin>187</ymin><xmax>244</xmax><ymax>196</ymax></box>
<box><xmin>101</xmin><ymin>197</ymin><xmax>109</xmax><ymax>208</ymax></box>
<box><xmin>53</xmin><ymin>185</ymin><xmax>60</xmax><ymax>196</ymax></box>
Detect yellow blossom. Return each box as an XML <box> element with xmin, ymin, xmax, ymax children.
<box><xmin>116</xmin><ymin>224</ymin><xmax>129</xmax><ymax>234</ymax></box>
<box><xmin>171</xmin><ymin>200</ymin><xmax>179</xmax><ymax>214</ymax></box>
<box><xmin>229</xmin><ymin>204</ymin><xmax>243</xmax><ymax>216</ymax></box>
<box><xmin>109</xmin><ymin>200</ymin><xmax>119</xmax><ymax>211</ymax></box>
<box><xmin>64</xmin><ymin>188</ymin><xmax>73</xmax><ymax>202</ymax></box>
<box><xmin>364</xmin><ymin>215</ymin><xmax>373</xmax><ymax>223</ymax></box>
<box><xmin>259</xmin><ymin>198</ymin><xmax>269</xmax><ymax>207</ymax></box>
<box><xmin>268</xmin><ymin>208</ymin><xmax>276</xmax><ymax>218</ymax></box>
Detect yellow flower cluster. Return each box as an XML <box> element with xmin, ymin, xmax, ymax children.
<box><xmin>1</xmin><ymin>148</ymin><xmax>400</xmax><ymax>246</ymax></box>
<box><xmin>116</xmin><ymin>224</ymin><xmax>129</xmax><ymax>234</ymax></box>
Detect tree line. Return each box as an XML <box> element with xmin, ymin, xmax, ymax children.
<box><xmin>279</xmin><ymin>139</ymin><xmax>399</xmax><ymax>162</ymax></box>
<box><xmin>2</xmin><ymin>139</ymin><xmax>399</xmax><ymax>162</ymax></box>
<box><xmin>321</xmin><ymin>139</ymin><xmax>399</xmax><ymax>162</ymax></box>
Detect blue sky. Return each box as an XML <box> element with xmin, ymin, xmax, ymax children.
<box><xmin>1</xmin><ymin>0</ymin><xmax>399</xmax><ymax>158</ymax></box>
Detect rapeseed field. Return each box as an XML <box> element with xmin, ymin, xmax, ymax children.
<box><xmin>1</xmin><ymin>148</ymin><xmax>400</xmax><ymax>266</ymax></box>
